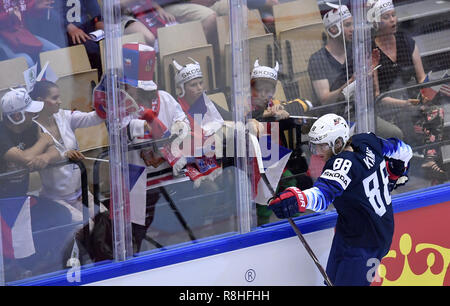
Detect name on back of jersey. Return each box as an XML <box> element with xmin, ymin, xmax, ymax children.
<box><xmin>363</xmin><ymin>147</ymin><xmax>376</xmax><ymax>169</ymax></box>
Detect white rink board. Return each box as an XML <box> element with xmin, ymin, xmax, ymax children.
<box><xmin>88</xmin><ymin>228</ymin><xmax>334</xmax><ymax>286</ymax></box>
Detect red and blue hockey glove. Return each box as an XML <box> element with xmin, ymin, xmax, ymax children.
<box><xmin>268</xmin><ymin>187</ymin><xmax>307</xmax><ymax>219</ymax></box>
<box><xmin>386</xmin><ymin>158</ymin><xmax>409</xmax><ymax>192</ymax></box>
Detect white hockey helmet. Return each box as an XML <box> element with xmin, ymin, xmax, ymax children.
<box><xmin>308</xmin><ymin>113</ymin><xmax>350</xmax><ymax>155</ymax></box>
<box><xmin>366</xmin><ymin>0</ymin><xmax>395</xmax><ymax>28</ymax></box>
<box><xmin>173</xmin><ymin>58</ymin><xmax>203</xmax><ymax>98</ymax></box>
<box><xmin>251</xmin><ymin>59</ymin><xmax>279</xmax><ymax>82</ymax></box>
<box><xmin>322</xmin><ymin>3</ymin><xmax>352</xmax><ymax>38</ymax></box>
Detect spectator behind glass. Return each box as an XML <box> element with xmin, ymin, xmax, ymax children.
<box><xmin>173</xmin><ymin>58</ymin><xmax>267</xmax><ymax>139</ymax></box>
<box><xmin>120</xmin><ymin>0</ymin><xmax>177</xmax><ymax>48</ymax></box>
<box><xmin>30</xmin><ymin>80</ymin><xmax>104</xmax><ymax>211</ymax></box>
<box><xmin>0</xmin><ymin>0</ymin><xmax>60</xmax><ymax>67</ymax></box>
<box><xmin>0</xmin><ymin>88</ymin><xmax>75</xmax><ymax>280</ymax></box>
<box><xmin>173</xmin><ymin>57</ymin><xmax>264</xmax><ymax>157</ymax></box>
<box><xmin>307</xmin><ymin>5</ymin><xmax>354</xmax><ymax>108</ymax></box>
<box><xmin>174</xmin><ymin>58</ymin><xmax>230</xmax><ymax>124</ymax></box>
<box><xmin>0</xmin><ymin>87</ymin><xmax>60</xmax><ymax>197</ymax></box>
<box><xmin>307</xmin><ymin>4</ymin><xmax>403</xmax><ymax>140</ymax></box>
<box><xmin>118</xmin><ymin>43</ymin><xmax>189</xmax><ymax>253</ymax></box>
<box><xmin>24</xmin><ymin>0</ymin><xmax>68</xmax><ymax>48</ymax></box>
<box><xmin>62</xmin><ymin>0</ymin><xmax>104</xmax><ymax>75</ymax></box>
<box><xmin>250</xmin><ymin>58</ymin><xmax>312</xmax><ymax>157</ymax></box>
<box><xmin>369</xmin><ymin>0</ymin><xmax>446</xmax><ymax>183</ymax></box>
<box><xmin>250</xmin><ymin>60</ymin><xmax>289</xmax><ymax>121</ymax></box>
<box><xmin>250</xmin><ymin>60</ymin><xmax>313</xmax><ymax>225</ymax></box>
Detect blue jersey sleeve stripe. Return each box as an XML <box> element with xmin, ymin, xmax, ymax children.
<box><xmin>304</xmin><ymin>176</ymin><xmax>345</xmax><ymax>212</ymax></box>
<box><xmin>381</xmin><ymin>138</ymin><xmax>412</xmax><ymax>164</ymax></box>
<box><xmin>304</xmin><ymin>187</ymin><xmax>328</xmax><ymax>212</ymax></box>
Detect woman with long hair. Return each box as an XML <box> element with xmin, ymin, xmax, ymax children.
<box><xmin>369</xmin><ymin>0</ymin><xmax>446</xmax><ymax>183</ymax></box>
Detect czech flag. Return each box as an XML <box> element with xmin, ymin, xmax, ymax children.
<box><xmin>128</xmin><ymin>163</ymin><xmax>147</xmax><ymax>226</ymax></box>
<box><xmin>251</xmin><ymin>135</ymin><xmax>292</xmax><ymax>205</ymax></box>
<box><xmin>0</xmin><ymin>197</ymin><xmax>35</xmax><ymax>259</ymax></box>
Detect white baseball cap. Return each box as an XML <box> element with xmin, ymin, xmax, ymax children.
<box><xmin>1</xmin><ymin>88</ymin><xmax>44</xmax><ymax>125</ymax></box>
<box><xmin>251</xmin><ymin>59</ymin><xmax>279</xmax><ymax>82</ymax></box>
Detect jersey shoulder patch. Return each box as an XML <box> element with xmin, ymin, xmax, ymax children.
<box><xmin>320</xmin><ymin>155</ymin><xmax>354</xmax><ymax>190</ymax></box>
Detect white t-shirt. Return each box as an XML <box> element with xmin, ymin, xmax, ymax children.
<box><xmin>35</xmin><ymin>109</ymin><xmax>104</xmax><ymax>202</ymax></box>
<box><xmin>127</xmin><ymin>90</ymin><xmax>188</xmax><ymax>226</ymax></box>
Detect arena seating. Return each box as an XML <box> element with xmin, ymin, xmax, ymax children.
<box><xmin>0</xmin><ymin>57</ymin><xmax>28</xmax><ymax>100</ymax></box>
<box><xmin>39</xmin><ymin>45</ymin><xmax>98</xmax><ymax>112</ymax></box>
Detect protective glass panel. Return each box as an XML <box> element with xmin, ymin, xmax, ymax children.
<box><xmin>369</xmin><ymin>0</ymin><xmax>450</xmax><ymax>191</ymax></box>
<box><xmin>248</xmin><ymin>0</ymin><xmax>355</xmax><ymax>227</ymax></box>
<box><xmin>249</xmin><ymin>0</ymin><xmax>450</xmax><ymax>227</ymax></box>
<box><xmin>115</xmin><ymin>0</ymin><xmax>242</xmax><ymax>257</ymax></box>
<box><xmin>0</xmin><ymin>0</ymin><xmax>108</xmax><ymax>284</ymax></box>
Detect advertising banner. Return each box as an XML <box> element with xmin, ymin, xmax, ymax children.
<box><xmin>372</xmin><ymin>201</ymin><xmax>450</xmax><ymax>286</ymax></box>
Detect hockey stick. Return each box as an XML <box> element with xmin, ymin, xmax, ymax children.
<box><xmin>289</xmin><ymin>115</ymin><xmax>318</xmax><ymax>120</ymax></box>
<box><xmin>249</xmin><ymin>133</ymin><xmax>333</xmax><ymax>286</ymax></box>
<box><xmin>83</xmin><ymin>157</ymin><xmax>110</xmax><ymax>163</ymax></box>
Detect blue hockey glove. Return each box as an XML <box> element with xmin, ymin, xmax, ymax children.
<box><xmin>268</xmin><ymin>187</ymin><xmax>307</xmax><ymax>219</ymax></box>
